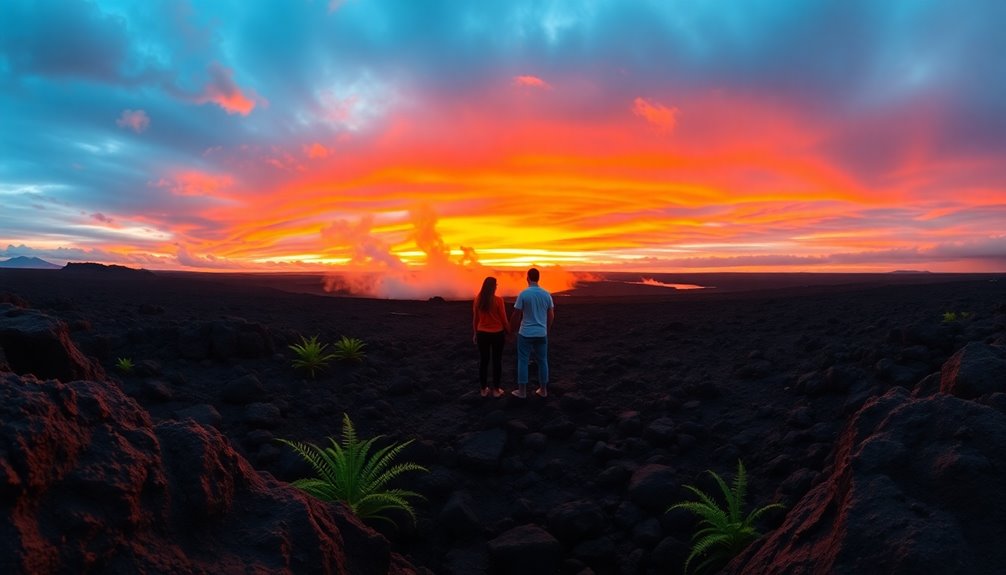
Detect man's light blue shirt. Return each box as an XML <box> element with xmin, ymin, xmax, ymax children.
<box><xmin>514</xmin><ymin>283</ymin><xmax>554</xmax><ymax>337</ymax></box>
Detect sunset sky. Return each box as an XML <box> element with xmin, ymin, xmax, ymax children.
<box><xmin>2</xmin><ymin>0</ymin><xmax>1005</xmax><ymax>274</ymax></box>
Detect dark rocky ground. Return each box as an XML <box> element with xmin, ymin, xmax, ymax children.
<box><xmin>1</xmin><ymin>267</ymin><xmax>1004</xmax><ymax>574</ymax></box>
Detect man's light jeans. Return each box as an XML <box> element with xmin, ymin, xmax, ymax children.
<box><xmin>516</xmin><ymin>334</ymin><xmax>548</xmax><ymax>388</ymax></box>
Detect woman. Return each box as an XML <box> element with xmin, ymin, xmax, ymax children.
<box><xmin>473</xmin><ymin>276</ymin><xmax>510</xmax><ymax>397</ymax></box>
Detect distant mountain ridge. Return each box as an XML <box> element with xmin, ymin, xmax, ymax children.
<box><xmin>0</xmin><ymin>256</ymin><xmax>60</xmax><ymax>269</ymax></box>
<box><xmin>60</xmin><ymin>262</ymin><xmax>155</xmax><ymax>277</ymax></box>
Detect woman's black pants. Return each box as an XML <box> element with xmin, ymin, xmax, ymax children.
<box><xmin>476</xmin><ymin>330</ymin><xmax>505</xmax><ymax>389</ymax></box>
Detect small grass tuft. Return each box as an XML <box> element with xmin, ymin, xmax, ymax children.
<box><xmin>943</xmin><ymin>311</ymin><xmax>975</xmax><ymax>323</ymax></box>
<box><xmin>333</xmin><ymin>335</ymin><xmax>367</xmax><ymax>363</ymax></box>
<box><xmin>278</xmin><ymin>414</ymin><xmax>426</xmax><ymax>526</ymax></box>
<box><xmin>115</xmin><ymin>357</ymin><xmax>135</xmax><ymax>374</ymax></box>
<box><xmin>669</xmin><ymin>460</ymin><xmax>784</xmax><ymax>574</ymax></box>
<box><xmin>289</xmin><ymin>335</ymin><xmax>337</xmax><ymax>378</ymax></box>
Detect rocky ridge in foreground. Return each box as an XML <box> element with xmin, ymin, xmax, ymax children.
<box><xmin>726</xmin><ymin>342</ymin><xmax>1006</xmax><ymax>574</ymax></box>
<box><xmin>0</xmin><ymin>272</ymin><xmax>1003</xmax><ymax>573</ymax></box>
<box><xmin>0</xmin><ymin>370</ymin><xmax>421</xmax><ymax>575</ymax></box>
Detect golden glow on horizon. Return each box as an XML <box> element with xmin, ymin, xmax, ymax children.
<box><xmin>11</xmin><ymin>91</ymin><xmax>1004</xmax><ymax>274</ymax></box>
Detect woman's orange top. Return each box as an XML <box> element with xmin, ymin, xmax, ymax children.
<box><xmin>473</xmin><ymin>295</ymin><xmax>509</xmax><ymax>333</ymax></box>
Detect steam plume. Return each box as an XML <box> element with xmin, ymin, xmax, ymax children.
<box><xmin>320</xmin><ymin>207</ymin><xmax>591</xmax><ymax>299</ymax></box>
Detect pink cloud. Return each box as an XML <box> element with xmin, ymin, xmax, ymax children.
<box><xmin>151</xmin><ymin>170</ymin><xmax>234</xmax><ymax>197</ymax></box>
<box><xmin>304</xmin><ymin>142</ymin><xmax>330</xmax><ymax>159</ymax></box>
<box><xmin>196</xmin><ymin>63</ymin><xmax>257</xmax><ymax>115</ymax></box>
<box><xmin>116</xmin><ymin>109</ymin><xmax>150</xmax><ymax>133</ymax></box>
<box><xmin>513</xmin><ymin>75</ymin><xmax>551</xmax><ymax>89</ymax></box>
<box><xmin>632</xmin><ymin>97</ymin><xmax>678</xmax><ymax>131</ymax></box>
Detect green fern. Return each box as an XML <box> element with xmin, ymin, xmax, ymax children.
<box><xmin>942</xmin><ymin>311</ymin><xmax>959</xmax><ymax>323</ymax></box>
<box><xmin>115</xmin><ymin>357</ymin><xmax>134</xmax><ymax>374</ymax></box>
<box><xmin>289</xmin><ymin>335</ymin><xmax>337</xmax><ymax>378</ymax></box>
<box><xmin>669</xmin><ymin>460</ymin><xmax>784</xmax><ymax>574</ymax></box>
<box><xmin>278</xmin><ymin>414</ymin><xmax>427</xmax><ymax>526</ymax></box>
<box><xmin>332</xmin><ymin>335</ymin><xmax>366</xmax><ymax>363</ymax></box>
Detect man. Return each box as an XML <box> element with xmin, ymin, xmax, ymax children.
<box><xmin>509</xmin><ymin>267</ymin><xmax>555</xmax><ymax>398</ymax></box>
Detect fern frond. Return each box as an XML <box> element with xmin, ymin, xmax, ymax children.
<box><xmin>745</xmin><ymin>502</ymin><xmax>785</xmax><ymax>526</ymax></box>
<box><xmin>278</xmin><ymin>414</ymin><xmax>426</xmax><ymax>527</ymax></box>
<box><xmin>359</xmin><ymin>441</ymin><xmax>412</xmax><ymax>489</ymax></box>
<box><xmin>676</xmin><ymin>502</ymin><xmax>730</xmax><ymax>530</ymax></box>
<box><xmin>290</xmin><ymin>478</ymin><xmax>340</xmax><ymax>501</ymax></box>
<box><xmin>669</xmin><ymin>460</ymin><xmax>785</xmax><ymax>575</ymax></box>
<box><xmin>678</xmin><ymin>484</ymin><xmax>725</xmax><ymax>514</ymax></box>
<box><xmin>730</xmin><ymin>460</ymin><xmax>748</xmax><ymax>521</ymax></box>
<box><xmin>356</xmin><ymin>489</ymin><xmax>421</xmax><ymax>521</ymax></box>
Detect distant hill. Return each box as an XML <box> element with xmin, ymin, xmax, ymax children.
<box><xmin>60</xmin><ymin>262</ymin><xmax>155</xmax><ymax>277</ymax></box>
<box><xmin>889</xmin><ymin>270</ymin><xmax>932</xmax><ymax>274</ymax></box>
<box><xmin>0</xmin><ymin>256</ymin><xmax>60</xmax><ymax>269</ymax></box>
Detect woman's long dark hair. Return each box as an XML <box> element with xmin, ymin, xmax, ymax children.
<box><xmin>477</xmin><ymin>277</ymin><xmax>497</xmax><ymax>312</ymax></box>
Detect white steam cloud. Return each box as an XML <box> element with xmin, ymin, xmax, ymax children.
<box><xmin>319</xmin><ymin>207</ymin><xmax>592</xmax><ymax>300</ymax></box>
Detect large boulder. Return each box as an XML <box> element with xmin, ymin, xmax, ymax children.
<box><xmin>940</xmin><ymin>342</ymin><xmax>1006</xmax><ymax>399</ymax></box>
<box><xmin>627</xmin><ymin>464</ymin><xmax>679</xmax><ymax>511</ymax></box>
<box><xmin>726</xmin><ymin>386</ymin><xmax>1006</xmax><ymax>575</ymax></box>
<box><xmin>0</xmin><ymin>304</ymin><xmax>103</xmax><ymax>382</ymax></box>
<box><xmin>0</xmin><ymin>371</ymin><xmax>417</xmax><ymax>575</ymax></box>
<box><xmin>456</xmin><ymin>429</ymin><xmax>507</xmax><ymax>471</ymax></box>
<box><xmin>546</xmin><ymin>499</ymin><xmax>606</xmax><ymax>543</ymax></box>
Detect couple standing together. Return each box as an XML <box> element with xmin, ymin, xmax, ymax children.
<box><xmin>472</xmin><ymin>268</ymin><xmax>554</xmax><ymax>399</ymax></box>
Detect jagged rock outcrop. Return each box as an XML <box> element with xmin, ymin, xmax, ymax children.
<box><xmin>727</xmin><ymin>385</ymin><xmax>1006</xmax><ymax>574</ymax></box>
<box><xmin>0</xmin><ymin>371</ymin><xmax>418</xmax><ymax>575</ymax></box>
<box><xmin>0</xmin><ymin>304</ymin><xmax>104</xmax><ymax>382</ymax></box>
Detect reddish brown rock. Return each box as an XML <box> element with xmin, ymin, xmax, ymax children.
<box><xmin>0</xmin><ymin>305</ymin><xmax>104</xmax><ymax>382</ymax></box>
<box><xmin>726</xmin><ymin>387</ymin><xmax>1006</xmax><ymax>575</ymax></box>
<box><xmin>940</xmin><ymin>342</ymin><xmax>1006</xmax><ymax>399</ymax></box>
<box><xmin>0</xmin><ymin>371</ymin><xmax>417</xmax><ymax>575</ymax></box>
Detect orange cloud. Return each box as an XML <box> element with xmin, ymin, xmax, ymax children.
<box><xmin>196</xmin><ymin>63</ymin><xmax>257</xmax><ymax>115</ymax></box>
<box><xmin>513</xmin><ymin>75</ymin><xmax>550</xmax><ymax>89</ymax></box>
<box><xmin>632</xmin><ymin>97</ymin><xmax>678</xmax><ymax>131</ymax></box>
<box><xmin>304</xmin><ymin>142</ymin><xmax>330</xmax><ymax>159</ymax></box>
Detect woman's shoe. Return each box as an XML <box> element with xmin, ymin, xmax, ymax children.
<box><xmin>480</xmin><ymin>388</ymin><xmax>490</xmax><ymax>397</ymax></box>
<box><xmin>493</xmin><ymin>388</ymin><xmax>505</xmax><ymax>398</ymax></box>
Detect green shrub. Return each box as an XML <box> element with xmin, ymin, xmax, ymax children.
<box><xmin>115</xmin><ymin>357</ymin><xmax>134</xmax><ymax>374</ymax></box>
<box><xmin>669</xmin><ymin>460</ymin><xmax>784</xmax><ymax>574</ymax></box>
<box><xmin>943</xmin><ymin>311</ymin><xmax>975</xmax><ymax>323</ymax></box>
<box><xmin>278</xmin><ymin>414</ymin><xmax>426</xmax><ymax>526</ymax></box>
<box><xmin>289</xmin><ymin>335</ymin><xmax>337</xmax><ymax>378</ymax></box>
<box><xmin>332</xmin><ymin>335</ymin><xmax>366</xmax><ymax>363</ymax></box>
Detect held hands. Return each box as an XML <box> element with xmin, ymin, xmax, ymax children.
<box><xmin>472</xmin><ymin>333</ymin><xmax>478</xmax><ymax>345</ymax></box>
